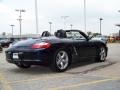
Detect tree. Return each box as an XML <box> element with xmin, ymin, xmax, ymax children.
<box><xmin>87</xmin><ymin>31</ymin><xmax>92</xmax><ymax>36</ymax></box>
<box><xmin>92</xmin><ymin>33</ymin><xmax>101</xmax><ymax>37</ymax></box>
<box><xmin>2</xmin><ymin>32</ymin><xmax>6</xmax><ymax>36</ymax></box>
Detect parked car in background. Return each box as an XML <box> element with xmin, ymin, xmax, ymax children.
<box><xmin>5</xmin><ymin>30</ymin><xmax>108</xmax><ymax>72</ymax></box>
<box><xmin>0</xmin><ymin>44</ymin><xmax>3</xmax><ymax>52</ymax></box>
<box><xmin>92</xmin><ymin>35</ymin><xmax>108</xmax><ymax>44</ymax></box>
<box><xmin>0</xmin><ymin>39</ymin><xmax>12</xmax><ymax>47</ymax></box>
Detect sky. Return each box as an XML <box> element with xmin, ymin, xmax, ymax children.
<box><xmin>0</xmin><ymin>0</ymin><xmax>120</xmax><ymax>35</ymax></box>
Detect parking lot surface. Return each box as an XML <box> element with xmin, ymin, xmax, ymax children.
<box><xmin>0</xmin><ymin>43</ymin><xmax>120</xmax><ymax>90</ymax></box>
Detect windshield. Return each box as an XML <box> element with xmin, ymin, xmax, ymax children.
<box><xmin>66</xmin><ymin>31</ymin><xmax>86</xmax><ymax>40</ymax></box>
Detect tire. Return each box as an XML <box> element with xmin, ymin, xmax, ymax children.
<box><xmin>15</xmin><ymin>62</ymin><xmax>31</xmax><ymax>69</ymax></box>
<box><xmin>50</xmin><ymin>48</ymin><xmax>71</xmax><ymax>72</ymax></box>
<box><xmin>95</xmin><ymin>47</ymin><xmax>107</xmax><ymax>62</ymax></box>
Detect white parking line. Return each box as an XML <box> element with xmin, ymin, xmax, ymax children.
<box><xmin>7</xmin><ymin>74</ymin><xmax>73</xmax><ymax>84</ymax></box>
<box><xmin>49</xmin><ymin>78</ymin><xmax>120</xmax><ymax>90</ymax></box>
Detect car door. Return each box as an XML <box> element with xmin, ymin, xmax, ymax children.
<box><xmin>84</xmin><ymin>40</ymin><xmax>97</xmax><ymax>57</ymax></box>
<box><xmin>69</xmin><ymin>31</ymin><xmax>96</xmax><ymax>58</ymax></box>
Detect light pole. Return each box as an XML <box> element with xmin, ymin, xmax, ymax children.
<box><xmin>15</xmin><ymin>9</ymin><xmax>26</xmax><ymax>38</ymax></box>
<box><xmin>70</xmin><ymin>24</ymin><xmax>73</xmax><ymax>30</ymax></box>
<box><xmin>10</xmin><ymin>25</ymin><xmax>15</xmax><ymax>37</ymax></box>
<box><xmin>99</xmin><ymin>18</ymin><xmax>103</xmax><ymax>35</ymax></box>
<box><xmin>84</xmin><ymin>0</ymin><xmax>86</xmax><ymax>33</ymax></box>
<box><xmin>115</xmin><ymin>24</ymin><xmax>120</xmax><ymax>38</ymax></box>
<box><xmin>35</xmin><ymin>0</ymin><xmax>39</xmax><ymax>35</ymax></box>
<box><xmin>48</xmin><ymin>22</ymin><xmax>52</xmax><ymax>33</ymax></box>
<box><xmin>117</xmin><ymin>10</ymin><xmax>120</xmax><ymax>38</ymax></box>
<box><xmin>61</xmin><ymin>16</ymin><xmax>69</xmax><ymax>30</ymax></box>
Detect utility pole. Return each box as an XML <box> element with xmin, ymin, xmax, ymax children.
<box><xmin>10</xmin><ymin>25</ymin><xmax>15</xmax><ymax>38</ymax></box>
<box><xmin>84</xmin><ymin>0</ymin><xmax>87</xmax><ymax>33</ymax></box>
<box><xmin>48</xmin><ymin>22</ymin><xmax>52</xmax><ymax>33</ymax></box>
<box><xmin>35</xmin><ymin>0</ymin><xmax>39</xmax><ymax>35</ymax></box>
<box><xmin>15</xmin><ymin>9</ymin><xmax>26</xmax><ymax>38</ymax></box>
<box><xmin>70</xmin><ymin>24</ymin><xmax>73</xmax><ymax>30</ymax></box>
<box><xmin>99</xmin><ymin>18</ymin><xmax>103</xmax><ymax>35</ymax></box>
<box><xmin>61</xmin><ymin>16</ymin><xmax>69</xmax><ymax>30</ymax></box>
<box><xmin>117</xmin><ymin>10</ymin><xmax>120</xmax><ymax>38</ymax></box>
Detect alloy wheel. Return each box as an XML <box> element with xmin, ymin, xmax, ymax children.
<box><xmin>100</xmin><ymin>47</ymin><xmax>106</xmax><ymax>61</ymax></box>
<box><xmin>56</xmin><ymin>51</ymin><xmax>69</xmax><ymax>70</ymax></box>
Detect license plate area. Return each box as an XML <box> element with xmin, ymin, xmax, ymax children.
<box><xmin>13</xmin><ymin>53</ymin><xmax>19</xmax><ymax>59</ymax></box>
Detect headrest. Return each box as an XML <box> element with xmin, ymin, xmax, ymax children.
<box><xmin>55</xmin><ymin>30</ymin><xmax>66</xmax><ymax>38</ymax></box>
<box><xmin>41</xmin><ymin>31</ymin><xmax>51</xmax><ymax>37</ymax></box>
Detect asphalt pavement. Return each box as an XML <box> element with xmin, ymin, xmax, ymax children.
<box><xmin>0</xmin><ymin>43</ymin><xmax>120</xmax><ymax>90</ymax></box>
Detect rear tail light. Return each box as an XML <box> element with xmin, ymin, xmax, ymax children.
<box><xmin>31</xmin><ymin>42</ymin><xmax>51</xmax><ymax>49</ymax></box>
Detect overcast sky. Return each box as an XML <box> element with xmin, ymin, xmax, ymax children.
<box><xmin>0</xmin><ymin>0</ymin><xmax>120</xmax><ymax>35</ymax></box>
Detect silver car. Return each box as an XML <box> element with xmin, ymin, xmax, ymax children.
<box><xmin>92</xmin><ymin>35</ymin><xmax>108</xmax><ymax>44</ymax></box>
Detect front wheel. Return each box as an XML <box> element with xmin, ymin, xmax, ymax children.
<box><xmin>95</xmin><ymin>47</ymin><xmax>107</xmax><ymax>62</ymax></box>
<box><xmin>15</xmin><ymin>63</ymin><xmax>31</xmax><ymax>69</ymax></box>
<box><xmin>50</xmin><ymin>49</ymin><xmax>71</xmax><ymax>72</ymax></box>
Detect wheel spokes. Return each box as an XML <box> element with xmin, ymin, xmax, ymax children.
<box><xmin>56</xmin><ymin>51</ymin><xmax>69</xmax><ymax>70</ymax></box>
<box><xmin>100</xmin><ymin>48</ymin><xmax>106</xmax><ymax>61</ymax></box>
<box><xmin>61</xmin><ymin>52</ymin><xmax>66</xmax><ymax>59</ymax></box>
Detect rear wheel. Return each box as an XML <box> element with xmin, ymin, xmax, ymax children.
<box><xmin>50</xmin><ymin>49</ymin><xmax>71</xmax><ymax>72</ymax></box>
<box><xmin>15</xmin><ymin>63</ymin><xmax>31</xmax><ymax>69</ymax></box>
<box><xmin>95</xmin><ymin>47</ymin><xmax>107</xmax><ymax>62</ymax></box>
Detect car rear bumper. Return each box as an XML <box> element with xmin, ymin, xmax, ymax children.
<box><xmin>6</xmin><ymin>59</ymin><xmax>48</xmax><ymax>65</ymax></box>
<box><xmin>5</xmin><ymin>49</ymin><xmax>51</xmax><ymax>65</ymax></box>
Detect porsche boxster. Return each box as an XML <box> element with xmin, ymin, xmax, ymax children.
<box><xmin>5</xmin><ymin>30</ymin><xmax>108</xmax><ymax>72</ymax></box>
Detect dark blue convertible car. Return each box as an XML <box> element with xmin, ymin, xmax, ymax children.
<box><xmin>5</xmin><ymin>30</ymin><xmax>108</xmax><ymax>72</ymax></box>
